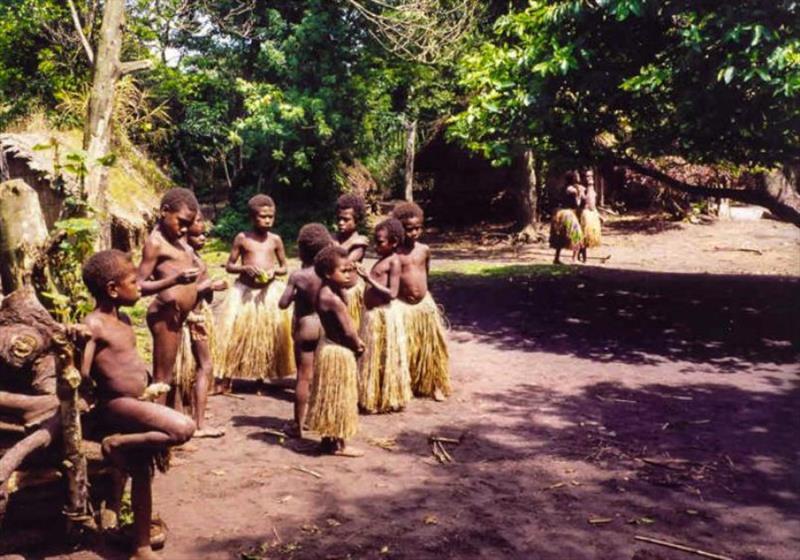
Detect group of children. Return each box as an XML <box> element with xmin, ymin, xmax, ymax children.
<box><xmin>77</xmin><ymin>188</ymin><xmax>450</xmax><ymax>558</ymax></box>
<box><xmin>550</xmin><ymin>169</ymin><xmax>603</xmax><ymax>264</ymax></box>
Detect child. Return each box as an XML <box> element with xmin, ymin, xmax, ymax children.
<box><xmin>306</xmin><ymin>245</ymin><xmax>365</xmax><ymax>457</ymax></box>
<box><xmin>215</xmin><ymin>195</ymin><xmax>294</xmax><ymax>389</ymax></box>
<box><xmin>82</xmin><ymin>250</ymin><xmax>195</xmax><ymax>560</ymax></box>
<box><xmin>335</xmin><ymin>194</ymin><xmax>370</xmax><ymax>331</ymax></box>
<box><xmin>356</xmin><ymin>218</ymin><xmax>411</xmax><ymax>413</ymax></box>
<box><xmin>278</xmin><ymin>223</ymin><xmax>333</xmax><ymax>438</ymax></box>
<box><xmin>549</xmin><ymin>171</ymin><xmax>584</xmax><ymax>264</ymax></box>
<box><xmin>578</xmin><ymin>170</ymin><xmax>602</xmax><ymax>263</ymax></box>
<box><xmin>391</xmin><ymin>202</ymin><xmax>451</xmax><ymax>402</ymax></box>
<box><xmin>174</xmin><ymin>212</ymin><xmax>227</xmax><ymax>437</ymax></box>
<box><xmin>137</xmin><ymin>188</ymin><xmax>202</xmax><ymax>407</ymax></box>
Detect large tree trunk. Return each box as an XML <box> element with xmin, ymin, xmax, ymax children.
<box><xmin>0</xmin><ymin>180</ymin><xmax>50</xmax><ymax>293</ymax></box>
<box><xmin>404</xmin><ymin>118</ymin><xmax>417</xmax><ymax>202</ymax></box>
<box><xmin>619</xmin><ymin>157</ymin><xmax>800</xmax><ymax>227</ymax></box>
<box><xmin>512</xmin><ymin>149</ymin><xmax>541</xmax><ymax>242</ymax></box>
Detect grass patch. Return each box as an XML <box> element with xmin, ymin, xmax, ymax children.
<box><xmin>431</xmin><ymin>262</ymin><xmax>574</xmax><ymax>281</ymax></box>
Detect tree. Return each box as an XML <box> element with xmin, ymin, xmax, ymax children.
<box><xmin>451</xmin><ymin>0</ymin><xmax>800</xmax><ymax>224</ymax></box>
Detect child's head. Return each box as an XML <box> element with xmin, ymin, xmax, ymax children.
<box><xmin>248</xmin><ymin>194</ymin><xmax>276</xmax><ymax>232</ymax></box>
<box><xmin>160</xmin><ymin>188</ymin><xmax>199</xmax><ymax>241</ymax></box>
<box><xmin>564</xmin><ymin>170</ymin><xmax>578</xmax><ymax>186</ymax></box>
<box><xmin>335</xmin><ymin>194</ymin><xmax>366</xmax><ymax>235</ymax></box>
<box><xmin>313</xmin><ymin>245</ymin><xmax>351</xmax><ymax>288</ymax></box>
<box><xmin>82</xmin><ymin>250</ymin><xmax>140</xmax><ymax>305</ymax></box>
<box><xmin>373</xmin><ymin>218</ymin><xmax>404</xmax><ymax>257</ymax></box>
<box><xmin>297</xmin><ymin>223</ymin><xmax>333</xmax><ymax>265</ymax></box>
<box><xmin>585</xmin><ymin>169</ymin><xmax>595</xmax><ymax>188</ymax></box>
<box><xmin>392</xmin><ymin>202</ymin><xmax>424</xmax><ymax>243</ymax></box>
<box><xmin>187</xmin><ymin>212</ymin><xmax>207</xmax><ymax>251</ymax></box>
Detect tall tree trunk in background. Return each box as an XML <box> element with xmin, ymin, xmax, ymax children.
<box><xmin>404</xmin><ymin>118</ymin><xmax>417</xmax><ymax>202</ymax></box>
<box><xmin>83</xmin><ymin>0</ymin><xmax>151</xmax><ymax>249</ymax></box>
<box><xmin>83</xmin><ymin>0</ymin><xmax>126</xmax><ymax>250</ymax></box>
<box><xmin>514</xmin><ymin>149</ymin><xmax>540</xmax><ymax>241</ymax></box>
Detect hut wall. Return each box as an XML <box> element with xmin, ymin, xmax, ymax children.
<box><xmin>4</xmin><ymin>155</ymin><xmax>64</xmax><ymax>229</ymax></box>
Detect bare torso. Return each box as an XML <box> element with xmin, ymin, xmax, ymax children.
<box><xmin>84</xmin><ymin>310</ymin><xmax>149</xmax><ymax>401</ymax></box>
<box><xmin>364</xmin><ymin>254</ymin><xmax>400</xmax><ymax>309</ymax></box>
<box><xmin>584</xmin><ymin>188</ymin><xmax>597</xmax><ymax>211</ymax></box>
<box><xmin>143</xmin><ymin>229</ymin><xmax>198</xmax><ymax>314</ymax></box>
<box><xmin>397</xmin><ymin>242</ymin><xmax>430</xmax><ymax>304</ymax></box>
<box><xmin>317</xmin><ymin>286</ymin><xmax>359</xmax><ymax>352</ymax></box>
<box><xmin>232</xmin><ymin>231</ymin><xmax>283</xmax><ymax>288</ymax></box>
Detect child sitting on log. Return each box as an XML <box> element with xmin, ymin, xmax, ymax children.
<box><xmin>136</xmin><ymin>188</ymin><xmax>201</xmax><ymax>408</ymax></box>
<box><xmin>306</xmin><ymin>246</ymin><xmax>365</xmax><ymax>457</ymax></box>
<box><xmin>215</xmin><ymin>195</ymin><xmax>294</xmax><ymax>391</ymax></box>
<box><xmin>174</xmin><ymin>212</ymin><xmax>227</xmax><ymax>437</ymax></box>
<box><xmin>356</xmin><ymin>218</ymin><xmax>411</xmax><ymax>413</ymax></box>
<box><xmin>278</xmin><ymin>223</ymin><xmax>333</xmax><ymax>438</ymax></box>
<box><xmin>392</xmin><ymin>202</ymin><xmax>451</xmax><ymax>402</ymax></box>
<box><xmin>335</xmin><ymin>194</ymin><xmax>370</xmax><ymax>331</ymax></box>
<box><xmin>82</xmin><ymin>250</ymin><xmax>195</xmax><ymax>560</ymax></box>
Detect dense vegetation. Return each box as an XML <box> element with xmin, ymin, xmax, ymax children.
<box><xmin>2</xmin><ymin>1</ymin><xmax>798</xmax><ymax>231</ymax></box>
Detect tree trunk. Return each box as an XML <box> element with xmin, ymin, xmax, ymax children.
<box><xmin>404</xmin><ymin>118</ymin><xmax>417</xmax><ymax>202</ymax></box>
<box><xmin>618</xmin><ymin>157</ymin><xmax>800</xmax><ymax>227</ymax></box>
<box><xmin>0</xmin><ymin>180</ymin><xmax>50</xmax><ymax>293</ymax></box>
<box><xmin>83</xmin><ymin>0</ymin><xmax>127</xmax><ymax>250</ymax></box>
<box><xmin>511</xmin><ymin>149</ymin><xmax>541</xmax><ymax>242</ymax></box>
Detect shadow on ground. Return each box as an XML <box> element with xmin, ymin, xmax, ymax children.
<box><xmin>434</xmin><ymin>266</ymin><xmax>800</xmax><ymax>371</ymax></box>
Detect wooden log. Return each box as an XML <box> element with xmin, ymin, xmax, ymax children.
<box><xmin>0</xmin><ymin>180</ymin><xmax>50</xmax><ymax>293</ymax></box>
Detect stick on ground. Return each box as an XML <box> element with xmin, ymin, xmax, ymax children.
<box><xmin>634</xmin><ymin>535</ymin><xmax>734</xmax><ymax>560</ymax></box>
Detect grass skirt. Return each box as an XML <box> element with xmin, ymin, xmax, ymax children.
<box><xmin>174</xmin><ymin>302</ymin><xmax>216</xmax><ymax>398</ymax></box>
<box><xmin>358</xmin><ymin>301</ymin><xmax>412</xmax><ymax>413</ymax></box>
<box><xmin>214</xmin><ymin>280</ymin><xmax>294</xmax><ymax>380</ymax></box>
<box><xmin>306</xmin><ymin>339</ymin><xmax>359</xmax><ymax>439</ymax></box>
<box><xmin>580</xmin><ymin>208</ymin><xmax>602</xmax><ymax>248</ymax></box>
<box><xmin>398</xmin><ymin>293</ymin><xmax>451</xmax><ymax>398</ymax></box>
<box><xmin>549</xmin><ymin>209</ymin><xmax>584</xmax><ymax>250</ymax></box>
<box><xmin>344</xmin><ymin>280</ymin><xmax>365</xmax><ymax>333</ymax></box>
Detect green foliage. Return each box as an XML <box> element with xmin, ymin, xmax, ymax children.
<box><xmin>451</xmin><ymin>0</ymin><xmax>800</xmax><ymax>168</ymax></box>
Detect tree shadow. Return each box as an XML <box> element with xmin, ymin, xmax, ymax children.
<box><xmin>194</xmin><ymin>379</ymin><xmax>799</xmax><ymax>560</ymax></box>
<box><xmin>433</xmin><ymin>266</ymin><xmax>799</xmax><ymax>371</ymax></box>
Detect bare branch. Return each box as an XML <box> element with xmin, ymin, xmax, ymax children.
<box><xmin>120</xmin><ymin>59</ymin><xmax>154</xmax><ymax>75</ymax></box>
<box><xmin>67</xmin><ymin>0</ymin><xmax>95</xmax><ymax>64</ymax></box>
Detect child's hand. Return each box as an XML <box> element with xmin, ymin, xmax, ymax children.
<box><xmin>64</xmin><ymin>324</ymin><xmax>92</xmax><ymax>346</ymax></box>
<box><xmin>243</xmin><ymin>265</ymin><xmax>263</xmax><ymax>279</ymax></box>
<box><xmin>355</xmin><ymin>339</ymin><xmax>366</xmax><ymax>356</ymax></box>
<box><xmin>355</xmin><ymin>264</ymin><xmax>368</xmax><ymax>279</ymax></box>
<box><xmin>139</xmin><ymin>382</ymin><xmax>171</xmax><ymax>402</ymax></box>
<box><xmin>176</xmin><ymin>268</ymin><xmax>200</xmax><ymax>284</ymax></box>
<box><xmin>212</xmin><ymin>279</ymin><xmax>228</xmax><ymax>291</ymax></box>
<box><xmin>254</xmin><ymin>269</ymin><xmax>274</xmax><ymax>284</ymax></box>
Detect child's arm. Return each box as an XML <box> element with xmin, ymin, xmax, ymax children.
<box><xmin>225</xmin><ymin>233</ymin><xmax>262</xmax><ymax>278</ymax></box>
<box><xmin>79</xmin><ymin>337</ymin><xmax>96</xmax><ymax>381</ymax></box>
<box><xmin>355</xmin><ymin>260</ymin><xmax>399</xmax><ymax>301</ymax></box>
<box><xmin>273</xmin><ymin>235</ymin><xmax>288</xmax><ymax>277</ymax></box>
<box><xmin>346</xmin><ymin>242</ymin><xmax>367</xmax><ymax>263</ymax></box>
<box><xmin>137</xmin><ymin>237</ymin><xmax>198</xmax><ymax>295</ymax></box>
<box><xmin>278</xmin><ymin>271</ymin><xmax>297</xmax><ymax>310</ymax></box>
<box><xmin>425</xmin><ymin>245</ymin><xmax>431</xmax><ymax>277</ymax></box>
<box><xmin>333</xmin><ymin>299</ymin><xmax>365</xmax><ymax>356</ymax></box>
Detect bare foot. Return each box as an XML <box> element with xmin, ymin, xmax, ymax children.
<box><xmin>100</xmin><ymin>508</ymin><xmax>118</xmax><ymax>531</ymax></box>
<box><xmin>194</xmin><ymin>427</ymin><xmax>225</xmax><ymax>438</ymax></box>
<box><xmin>433</xmin><ymin>388</ymin><xmax>446</xmax><ymax>402</ymax></box>
<box><xmin>130</xmin><ymin>546</ymin><xmax>161</xmax><ymax>560</ymax></box>
<box><xmin>333</xmin><ymin>446</ymin><xmax>364</xmax><ymax>458</ymax></box>
<box><xmin>101</xmin><ymin>435</ymin><xmax>127</xmax><ymax>469</ymax></box>
<box><xmin>150</xmin><ymin>515</ymin><xmax>167</xmax><ymax>549</ymax></box>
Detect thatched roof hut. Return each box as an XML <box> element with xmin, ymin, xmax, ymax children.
<box><xmin>0</xmin><ymin>130</ymin><xmax>170</xmax><ymax>250</ymax></box>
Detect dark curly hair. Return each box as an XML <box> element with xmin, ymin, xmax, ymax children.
<box><xmin>314</xmin><ymin>245</ymin><xmax>348</xmax><ymax>279</ymax></box>
<box><xmin>82</xmin><ymin>250</ymin><xmax>132</xmax><ymax>299</ymax></box>
<box><xmin>297</xmin><ymin>223</ymin><xmax>333</xmax><ymax>264</ymax></box>
<box><xmin>391</xmin><ymin>201</ymin><xmax>424</xmax><ymax>222</ymax></box>
<box><xmin>336</xmin><ymin>193</ymin><xmax>366</xmax><ymax>223</ymax></box>
<box><xmin>375</xmin><ymin>217</ymin><xmax>404</xmax><ymax>244</ymax></box>
<box><xmin>160</xmin><ymin>187</ymin><xmax>199</xmax><ymax>213</ymax></box>
<box><xmin>248</xmin><ymin>194</ymin><xmax>275</xmax><ymax>213</ymax></box>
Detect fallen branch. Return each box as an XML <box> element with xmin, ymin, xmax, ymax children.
<box><xmin>634</xmin><ymin>535</ymin><xmax>734</xmax><ymax>560</ymax></box>
<box><xmin>429</xmin><ymin>435</ymin><xmax>460</xmax><ymax>445</ymax></box>
<box><xmin>711</xmin><ymin>246</ymin><xmax>763</xmax><ymax>255</ymax></box>
<box><xmin>292</xmin><ymin>466</ymin><xmax>322</xmax><ymax>479</ymax></box>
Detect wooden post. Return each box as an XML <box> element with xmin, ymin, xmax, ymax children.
<box><xmin>53</xmin><ymin>331</ymin><xmax>92</xmax><ymax>533</ymax></box>
<box><xmin>0</xmin><ymin>179</ymin><xmax>50</xmax><ymax>292</ymax></box>
<box><xmin>404</xmin><ymin>118</ymin><xmax>417</xmax><ymax>202</ymax></box>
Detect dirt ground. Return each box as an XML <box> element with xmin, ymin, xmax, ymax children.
<box><xmin>35</xmin><ymin>215</ymin><xmax>800</xmax><ymax>559</ymax></box>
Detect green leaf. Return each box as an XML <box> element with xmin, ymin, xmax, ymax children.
<box><xmin>723</xmin><ymin>66</ymin><xmax>735</xmax><ymax>84</ymax></box>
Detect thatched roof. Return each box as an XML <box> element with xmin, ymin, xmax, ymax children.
<box><xmin>0</xmin><ymin>130</ymin><xmax>168</xmax><ymax>230</ymax></box>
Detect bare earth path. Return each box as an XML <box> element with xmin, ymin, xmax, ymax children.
<box><xmin>50</xmin><ymin>216</ymin><xmax>799</xmax><ymax>560</ymax></box>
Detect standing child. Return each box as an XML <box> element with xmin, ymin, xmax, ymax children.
<box><xmin>549</xmin><ymin>171</ymin><xmax>584</xmax><ymax>264</ymax></box>
<box><xmin>306</xmin><ymin>246</ymin><xmax>365</xmax><ymax>457</ymax></box>
<box><xmin>137</xmin><ymin>188</ymin><xmax>201</xmax><ymax>407</ymax></box>
<box><xmin>356</xmin><ymin>218</ymin><xmax>411</xmax><ymax>413</ymax></box>
<box><xmin>174</xmin><ymin>212</ymin><xmax>227</xmax><ymax>437</ymax></box>
<box><xmin>82</xmin><ymin>250</ymin><xmax>195</xmax><ymax>560</ymax></box>
<box><xmin>392</xmin><ymin>202</ymin><xmax>451</xmax><ymax>402</ymax></box>
<box><xmin>335</xmin><ymin>194</ymin><xmax>370</xmax><ymax>331</ymax></box>
<box><xmin>578</xmin><ymin>170</ymin><xmax>602</xmax><ymax>263</ymax></box>
<box><xmin>278</xmin><ymin>223</ymin><xmax>333</xmax><ymax>438</ymax></box>
<box><xmin>215</xmin><ymin>195</ymin><xmax>294</xmax><ymax>389</ymax></box>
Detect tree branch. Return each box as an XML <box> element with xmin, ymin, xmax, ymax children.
<box><xmin>67</xmin><ymin>0</ymin><xmax>95</xmax><ymax>65</ymax></box>
<box><xmin>119</xmin><ymin>59</ymin><xmax>154</xmax><ymax>75</ymax></box>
